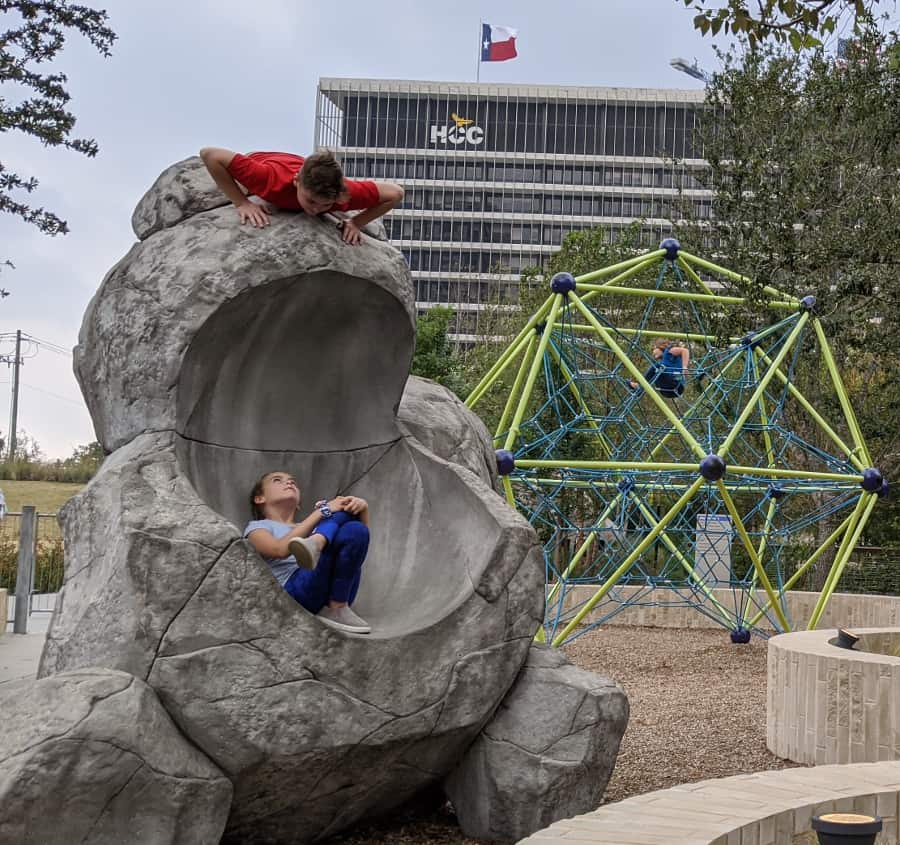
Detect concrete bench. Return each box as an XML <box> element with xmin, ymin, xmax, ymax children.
<box><xmin>518</xmin><ymin>761</ymin><xmax>900</xmax><ymax>844</ymax></box>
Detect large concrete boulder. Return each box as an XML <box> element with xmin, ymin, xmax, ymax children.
<box><xmin>42</xmin><ymin>163</ymin><xmax>544</xmax><ymax>843</ymax></box>
<box><xmin>0</xmin><ymin>668</ymin><xmax>232</xmax><ymax>845</ymax></box>
<box><xmin>398</xmin><ymin>375</ymin><xmax>498</xmax><ymax>487</ymax></box>
<box><xmin>444</xmin><ymin>645</ymin><xmax>629</xmax><ymax>843</ymax></box>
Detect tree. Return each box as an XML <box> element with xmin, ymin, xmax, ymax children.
<box><xmin>1</xmin><ymin>2</ymin><xmax>116</xmax><ymax>251</ymax></box>
<box><xmin>411</xmin><ymin>306</ymin><xmax>468</xmax><ymax>398</ymax></box>
<box><xmin>680</xmin><ymin>0</ymin><xmax>886</xmax><ymax>50</ymax></box>
<box><xmin>692</xmin><ymin>26</ymin><xmax>900</xmax><ymax>559</ymax></box>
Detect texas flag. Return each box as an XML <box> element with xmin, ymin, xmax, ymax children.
<box><xmin>481</xmin><ymin>23</ymin><xmax>518</xmax><ymax>62</ymax></box>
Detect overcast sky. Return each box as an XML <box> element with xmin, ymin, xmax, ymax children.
<box><xmin>0</xmin><ymin>0</ymin><xmax>775</xmax><ymax>458</ymax></box>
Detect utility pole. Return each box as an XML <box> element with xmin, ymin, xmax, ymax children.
<box><xmin>7</xmin><ymin>329</ymin><xmax>21</xmax><ymax>461</ymax></box>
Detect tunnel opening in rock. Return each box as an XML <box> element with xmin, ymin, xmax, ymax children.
<box><xmin>175</xmin><ymin>270</ymin><xmax>500</xmax><ymax>635</ymax></box>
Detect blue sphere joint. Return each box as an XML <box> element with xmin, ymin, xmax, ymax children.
<box><xmin>878</xmin><ymin>479</ymin><xmax>890</xmax><ymax>499</ymax></box>
<box><xmin>495</xmin><ymin>449</ymin><xmax>515</xmax><ymax>476</ymax></box>
<box><xmin>534</xmin><ymin>322</ymin><xmax>546</xmax><ymax>336</ymax></box>
<box><xmin>799</xmin><ymin>295</ymin><xmax>817</xmax><ymax>313</ymax></box>
<box><xmin>700</xmin><ymin>454</ymin><xmax>727</xmax><ymax>482</ymax></box>
<box><xmin>550</xmin><ymin>272</ymin><xmax>576</xmax><ymax>295</ymax></box>
<box><xmin>768</xmin><ymin>484</ymin><xmax>786</xmax><ymax>500</ymax></box>
<box><xmin>730</xmin><ymin>628</ymin><xmax>752</xmax><ymax>644</ymax></box>
<box><xmin>861</xmin><ymin>467</ymin><xmax>883</xmax><ymax>492</ymax></box>
<box><xmin>660</xmin><ymin>238</ymin><xmax>680</xmax><ymax>261</ymax></box>
<box><xmin>741</xmin><ymin>332</ymin><xmax>757</xmax><ymax>347</ymax></box>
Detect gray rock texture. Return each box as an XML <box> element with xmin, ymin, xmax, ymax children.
<box><xmin>132</xmin><ymin>154</ymin><xmax>387</xmax><ymax>242</ymax></box>
<box><xmin>444</xmin><ymin>645</ymin><xmax>629</xmax><ymax>844</ymax></box>
<box><xmin>0</xmin><ymin>668</ymin><xmax>232</xmax><ymax>845</ymax></box>
<box><xmin>398</xmin><ymin>376</ymin><xmax>498</xmax><ymax>487</ymax></box>
<box><xmin>43</xmin><ymin>163</ymin><xmax>544</xmax><ymax>843</ymax></box>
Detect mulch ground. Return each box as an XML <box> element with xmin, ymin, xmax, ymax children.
<box><xmin>325</xmin><ymin>625</ymin><xmax>797</xmax><ymax>844</ymax></box>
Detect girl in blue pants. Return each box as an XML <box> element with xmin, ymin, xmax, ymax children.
<box><xmin>244</xmin><ymin>470</ymin><xmax>371</xmax><ymax>634</ymax></box>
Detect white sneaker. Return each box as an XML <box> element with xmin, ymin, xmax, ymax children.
<box><xmin>317</xmin><ymin>605</ymin><xmax>371</xmax><ymax>634</ymax></box>
<box><xmin>288</xmin><ymin>536</ymin><xmax>321</xmax><ymax>570</ymax></box>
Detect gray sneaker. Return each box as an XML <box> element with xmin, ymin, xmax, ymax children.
<box><xmin>317</xmin><ymin>605</ymin><xmax>371</xmax><ymax>634</ymax></box>
<box><xmin>288</xmin><ymin>536</ymin><xmax>321</xmax><ymax>570</ymax></box>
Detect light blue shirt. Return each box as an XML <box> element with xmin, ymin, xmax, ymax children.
<box><xmin>244</xmin><ymin>519</ymin><xmax>299</xmax><ymax>586</ymax></box>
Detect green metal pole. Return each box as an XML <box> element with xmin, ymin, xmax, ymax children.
<box><xmin>494</xmin><ymin>332</ymin><xmax>538</xmax><ymax>444</ymax></box>
<box><xmin>716</xmin><ymin>480</ymin><xmax>791</xmax><ymax>631</ymax></box>
<box><xmin>745</xmin><ymin>513</ymin><xmax>853</xmax><ymax>628</ymax></box>
<box><xmin>545</xmin><ymin>494</ymin><xmax>623</xmax><ymax>606</ymax></box>
<box><xmin>575</xmin><ymin>284</ymin><xmax>797</xmax><ymax>311</ymax></box>
<box><xmin>647</xmin><ymin>352</ymin><xmax>746</xmax><ymax>462</ymax></box>
<box><xmin>579</xmin><ymin>256</ymin><xmax>663</xmax><ymax>303</ymax></box>
<box><xmin>678</xmin><ymin>251</ymin><xmax>797</xmax><ymax>304</ymax></box>
<box><xmin>515</xmin><ymin>459</ymin><xmax>861</xmax><ymax>484</ymax></box>
<box><xmin>550</xmin><ymin>476</ymin><xmax>706</xmax><ymax>646</ymax></box>
<box><xmin>754</xmin><ymin>347</ymin><xmax>865</xmax><ymax>472</ymax></box>
<box><xmin>807</xmin><ymin>494</ymin><xmax>877</xmax><ymax>630</ymax></box>
<box><xmin>629</xmin><ymin>492</ymin><xmax>736</xmax><ymax>628</ymax></box>
<box><xmin>805</xmin><ymin>494</ymin><xmax>870</xmax><ymax>629</ymax></box>
<box><xmin>676</xmin><ymin>255</ymin><xmax>715</xmax><ymax>296</ymax></box>
<box><xmin>569</xmin><ymin>293</ymin><xmax>708</xmax><ymax>461</ymax></box>
<box><xmin>574</xmin><ymin>249</ymin><xmax>666</xmax><ymax>285</ymax></box>
<box><xmin>524</xmin><ymin>476</ymin><xmax>857</xmax><ymax>495</ymax></box>
<box><xmin>545</xmin><ymin>340</ymin><xmax>614</xmax><ymax>458</ymax></box>
<box><xmin>465</xmin><ymin>294</ymin><xmax>555</xmax><ymax>408</ymax></box>
<box><xmin>742</xmin><ymin>498</ymin><xmax>779</xmax><ymax>628</ymax></box>
<box><xmin>813</xmin><ymin>319</ymin><xmax>873</xmax><ymax>467</ymax></box>
<box><xmin>717</xmin><ymin>312</ymin><xmax>810</xmax><ymax>460</ymax></box>
<box><xmin>502</xmin><ymin>294</ymin><xmax>564</xmax><ymax>452</ymax></box>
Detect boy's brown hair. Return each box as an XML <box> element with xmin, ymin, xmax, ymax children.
<box><xmin>299</xmin><ymin>149</ymin><xmax>344</xmax><ymax>200</ymax></box>
<box><xmin>653</xmin><ymin>337</ymin><xmax>673</xmax><ymax>351</ymax></box>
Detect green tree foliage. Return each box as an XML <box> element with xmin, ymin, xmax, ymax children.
<box><xmin>0</xmin><ymin>435</ymin><xmax>104</xmax><ymax>482</ymax></box>
<box><xmin>411</xmin><ymin>306</ymin><xmax>468</xmax><ymax>398</ymax></box>
<box><xmin>1</xmin><ymin>2</ymin><xmax>116</xmax><ymax>245</ymax></box>
<box><xmin>694</xmin><ymin>27</ymin><xmax>900</xmax><ymax>552</ymax></box>
<box><xmin>681</xmin><ymin>0</ymin><xmax>884</xmax><ymax>50</ymax></box>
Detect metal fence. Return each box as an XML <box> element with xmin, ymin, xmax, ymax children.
<box><xmin>1</xmin><ymin>510</ymin><xmax>64</xmax><ymax>625</ymax></box>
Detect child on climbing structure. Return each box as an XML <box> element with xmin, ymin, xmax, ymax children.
<box><xmin>630</xmin><ymin>337</ymin><xmax>691</xmax><ymax>399</ymax></box>
<box><xmin>199</xmin><ymin>147</ymin><xmax>404</xmax><ymax>245</ymax></box>
<box><xmin>244</xmin><ymin>470</ymin><xmax>372</xmax><ymax>634</ymax></box>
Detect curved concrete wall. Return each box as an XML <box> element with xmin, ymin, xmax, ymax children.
<box><xmin>768</xmin><ymin>628</ymin><xmax>900</xmax><ymax>766</ymax></box>
<box><xmin>518</xmin><ymin>762</ymin><xmax>900</xmax><ymax>845</ymax></box>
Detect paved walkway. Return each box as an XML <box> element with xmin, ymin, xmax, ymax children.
<box><xmin>0</xmin><ymin>614</ymin><xmax>49</xmax><ymax>685</ymax></box>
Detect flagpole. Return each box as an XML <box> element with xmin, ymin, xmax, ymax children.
<box><xmin>476</xmin><ymin>19</ymin><xmax>482</xmax><ymax>82</ymax></box>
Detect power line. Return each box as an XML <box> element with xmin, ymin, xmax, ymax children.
<box><xmin>19</xmin><ymin>382</ymin><xmax>84</xmax><ymax>407</ymax></box>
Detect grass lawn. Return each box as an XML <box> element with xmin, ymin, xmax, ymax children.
<box><xmin>0</xmin><ymin>480</ymin><xmax>84</xmax><ymax>514</ymax></box>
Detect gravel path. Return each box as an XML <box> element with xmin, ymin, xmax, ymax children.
<box><xmin>326</xmin><ymin>626</ymin><xmax>797</xmax><ymax>845</ymax></box>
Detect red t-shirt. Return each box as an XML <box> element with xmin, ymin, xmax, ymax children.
<box><xmin>226</xmin><ymin>152</ymin><xmax>380</xmax><ymax>212</ymax></box>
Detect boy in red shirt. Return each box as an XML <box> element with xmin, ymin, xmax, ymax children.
<box><xmin>199</xmin><ymin>147</ymin><xmax>404</xmax><ymax>245</ymax></box>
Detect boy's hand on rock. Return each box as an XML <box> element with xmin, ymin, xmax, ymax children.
<box><xmin>236</xmin><ymin>201</ymin><xmax>270</xmax><ymax>228</ymax></box>
<box><xmin>339</xmin><ymin>218</ymin><xmax>362</xmax><ymax>245</ymax></box>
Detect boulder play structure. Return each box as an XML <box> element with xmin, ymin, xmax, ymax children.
<box><xmin>0</xmin><ymin>158</ymin><xmax>628</xmax><ymax>845</ymax></box>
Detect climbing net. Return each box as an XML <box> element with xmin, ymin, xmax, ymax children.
<box><xmin>466</xmin><ymin>241</ymin><xmax>886</xmax><ymax>645</ymax></box>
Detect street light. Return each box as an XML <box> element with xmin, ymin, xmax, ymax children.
<box><xmin>670</xmin><ymin>57</ymin><xmax>711</xmax><ymax>83</ymax></box>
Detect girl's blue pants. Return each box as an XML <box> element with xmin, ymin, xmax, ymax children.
<box><xmin>284</xmin><ymin>511</ymin><xmax>369</xmax><ymax>614</ymax></box>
